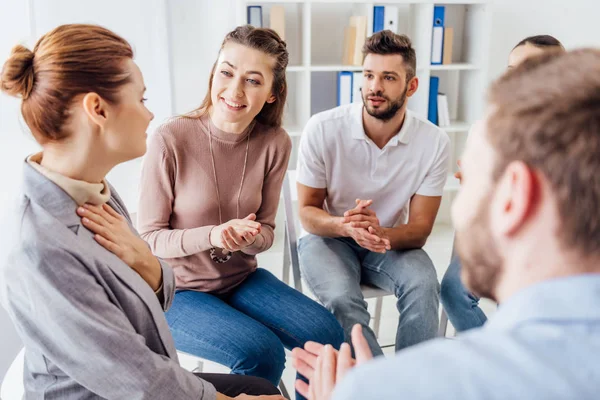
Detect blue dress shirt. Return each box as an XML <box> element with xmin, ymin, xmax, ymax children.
<box><xmin>333</xmin><ymin>275</ymin><xmax>600</xmax><ymax>400</ymax></box>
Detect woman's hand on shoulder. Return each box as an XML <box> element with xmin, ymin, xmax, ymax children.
<box><xmin>77</xmin><ymin>203</ymin><xmax>162</xmax><ymax>291</ymax></box>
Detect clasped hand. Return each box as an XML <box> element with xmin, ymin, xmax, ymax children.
<box><xmin>210</xmin><ymin>213</ymin><xmax>262</xmax><ymax>252</ymax></box>
<box><xmin>342</xmin><ymin>199</ymin><xmax>391</xmax><ymax>253</ymax></box>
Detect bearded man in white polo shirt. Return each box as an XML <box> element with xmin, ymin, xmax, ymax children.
<box><xmin>296</xmin><ymin>30</ymin><xmax>450</xmax><ymax>356</ymax></box>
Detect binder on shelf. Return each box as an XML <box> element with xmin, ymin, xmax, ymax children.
<box><xmin>247</xmin><ymin>6</ymin><xmax>263</xmax><ymax>27</ymax></box>
<box><xmin>373</xmin><ymin>6</ymin><xmax>385</xmax><ymax>33</ymax></box>
<box><xmin>352</xmin><ymin>72</ymin><xmax>363</xmax><ymax>103</ymax></box>
<box><xmin>431</xmin><ymin>6</ymin><xmax>445</xmax><ymax>65</ymax></box>
<box><xmin>437</xmin><ymin>93</ymin><xmax>450</xmax><ymax>127</ymax></box>
<box><xmin>337</xmin><ymin>71</ymin><xmax>353</xmax><ymax>106</ymax></box>
<box><xmin>270</xmin><ymin>5</ymin><xmax>285</xmax><ymax>41</ymax></box>
<box><xmin>350</xmin><ymin>16</ymin><xmax>367</xmax><ymax>66</ymax></box>
<box><xmin>428</xmin><ymin>76</ymin><xmax>440</xmax><ymax>125</ymax></box>
<box><xmin>384</xmin><ymin>6</ymin><xmax>399</xmax><ymax>34</ymax></box>
<box><xmin>343</xmin><ymin>25</ymin><xmax>357</xmax><ymax>65</ymax></box>
<box><xmin>433</xmin><ymin>5</ymin><xmax>445</xmax><ymax>27</ymax></box>
<box><xmin>443</xmin><ymin>27</ymin><xmax>454</xmax><ymax>65</ymax></box>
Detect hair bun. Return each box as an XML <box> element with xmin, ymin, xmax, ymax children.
<box><xmin>1</xmin><ymin>44</ymin><xmax>35</xmax><ymax>99</ymax></box>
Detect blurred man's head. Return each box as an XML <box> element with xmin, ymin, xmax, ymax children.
<box><xmin>508</xmin><ymin>35</ymin><xmax>565</xmax><ymax>68</ymax></box>
<box><xmin>452</xmin><ymin>49</ymin><xmax>600</xmax><ymax>302</ymax></box>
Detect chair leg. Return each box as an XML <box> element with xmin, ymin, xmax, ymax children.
<box><xmin>373</xmin><ymin>297</ymin><xmax>383</xmax><ymax>339</ymax></box>
<box><xmin>438</xmin><ymin>307</ymin><xmax>449</xmax><ymax>337</ymax></box>
<box><xmin>282</xmin><ymin>229</ymin><xmax>291</xmax><ymax>286</ymax></box>
<box><xmin>191</xmin><ymin>360</ymin><xmax>204</xmax><ymax>374</ymax></box>
<box><xmin>279</xmin><ymin>380</ymin><xmax>291</xmax><ymax>400</ymax></box>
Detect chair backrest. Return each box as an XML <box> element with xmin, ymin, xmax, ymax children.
<box><xmin>1</xmin><ymin>348</ymin><xmax>25</xmax><ymax>400</ymax></box>
<box><xmin>282</xmin><ymin>171</ymin><xmax>303</xmax><ymax>292</ymax></box>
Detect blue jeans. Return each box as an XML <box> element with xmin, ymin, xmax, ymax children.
<box><xmin>440</xmin><ymin>256</ymin><xmax>487</xmax><ymax>332</ymax></box>
<box><xmin>165</xmin><ymin>268</ymin><xmax>344</xmax><ymax>399</ymax></box>
<box><xmin>298</xmin><ymin>235</ymin><xmax>440</xmax><ymax>357</ymax></box>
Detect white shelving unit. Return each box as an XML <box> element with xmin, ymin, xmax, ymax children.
<box><xmin>236</xmin><ymin>0</ymin><xmax>492</xmax><ymax>223</ymax></box>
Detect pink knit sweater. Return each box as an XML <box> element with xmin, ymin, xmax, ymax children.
<box><xmin>137</xmin><ymin>115</ymin><xmax>291</xmax><ymax>293</ymax></box>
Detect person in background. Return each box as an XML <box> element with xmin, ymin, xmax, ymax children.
<box><xmin>0</xmin><ymin>24</ymin><xmax>284</xmax><ymax>400</ymax></box>
<box><xmin>294</xmin><ymin>47</ymin><xmax>600</xmax><ymax>400</ymax></box>
<box><xmin>295</xmin><ymin>30</ymin><xmax>450</xmax><ymax>357</ymax></box>
<box><xmin>137</xmin><ymin>25</ymin><xmax>344</xmax><ymax>399</ymax></box>
<box><xmin>440</xmin><ymin>34</ymin><xmax>565</xmax><ymax>333</ymax></box>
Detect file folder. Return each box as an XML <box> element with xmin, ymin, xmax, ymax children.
<box><xmin>247</xmin><ymin>6</ymin><xmax>263</xmax><ymax>27</ymax></box>
<box><xmin>384</xmin><ymin>6</ymin><xmax>399</xmax><ymax>34</ymax></box>
<box><xmin>443</xmin><ymin>27</ymin><xmax>454</xmax><ymax>65</ymax></box>
<box><xmin>338</xmin><ymin>71</ymin><xmax>353</xmax><ymax>106</ymax></box>
<box><xmin>350</xmin><ymin>16</ymin><xmax>368</xmax><ymax>66</ymax></box>
<box><xmin>431</xmin><ymin>6</ymin><xmax>445</xmax><ymax>65</ymax></box>
<box><xmin>433</xmin><ymin>5</ymin><xmax>445</xmax><ymax>27</ymax></box>
<box><xmin>270</xmin><ymin>5</ymin><xmax>285</xmax><ymax>40</ymax></box>
<box><xmin>373</xmin><ymin>6</ymin><xmax>385</xmax><ymax>33</ymax></box>
<box><xmin>428</xmin><ymin>76</ymin><xmax>440</xmax><ymax>125</ymax></box>
<box><xmin>352</xmin><ymin>72</ymin><xmax>363</xmax><ymax>103</ymax></box>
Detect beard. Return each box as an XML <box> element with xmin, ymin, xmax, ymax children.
<box><xmin>455</xmin><ymin>189</ymin><xmax>504</xmax><ymax>302</ymax></box>
<box><xmin>362</xmin><ymin>86</ymin><xmax>408</xmax><ymax>122</ymax></box>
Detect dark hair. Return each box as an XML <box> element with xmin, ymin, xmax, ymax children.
<box><xmin>513</xmin><ymin>35</ymin><xmax>564</xmax><ymax>51</ymax></box>
<box><xmin>0</xmin><ymin>24</ymin><xmax>134</xmax><ymax>143</ymax></box>
<box><xmin>187</xmin><ymin>25</ymin><xmax>289</xmax><ymax>127</ymax></box>
<box><xmin>487</xmin><ymin>49</ymin><xmax>600</xmax><ymax>256</ymax></box>
<box><xmin>362</xmin><ymin>30</ymin><xmax>416</xmax><ymax>81</ymax></box>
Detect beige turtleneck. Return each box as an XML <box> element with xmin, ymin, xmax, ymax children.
<box><xmin>27</xmin><ymin>152</ymin><xmax>164</xmax><ymax>296</ymax></box>
<box><xmin>27</xmin><ymin>152</ymin><xmax>111</xmax><ymax>206</ymax></box>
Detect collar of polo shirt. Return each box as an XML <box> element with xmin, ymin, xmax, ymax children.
<box><xmin>351</xmin><ymin>105</ymin><xmax>417</xmax><ymax>146</ymax></box>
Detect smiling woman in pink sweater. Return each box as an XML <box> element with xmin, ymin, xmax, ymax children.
<box><xmin>137</xmin><ymin>26</ymin><xmax>343</xmax><ymax>396</ymax></box>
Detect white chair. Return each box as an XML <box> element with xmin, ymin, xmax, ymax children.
<box><xmin>1</xmin><ymin>348</ymin><xmax>25</xmax><ymax>400</ymax></box>
<box><xmin>282</xmin><ymin>171</ymin><xmax>449</xmax><ymax>340</ymax></box>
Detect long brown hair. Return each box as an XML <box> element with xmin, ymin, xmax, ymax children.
<box><xmin>0</xmin><ymin>24</ymin><xmax>134</xmax><ymax>144</ymax></box>
<box><xmin>187</xmin><ymin>25</ymin><xmax>289</xmax><ymax>127</ymax></box>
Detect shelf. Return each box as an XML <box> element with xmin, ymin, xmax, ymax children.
<box><xmin>440</xmin><ymin>120</ymin><xmax>471</xmax><ymax>133</ymax></box>
<box><xmin>428</xmin><ymin>63</ymin><xmax>479</xmax><ymax>71</ymax></box>
<box><xmin>444</xmin><ymin>173</ymin><xmax>461</xmax><ymax>192</ymax></box>
<box><xmin>240</xmin><ymin>0</ymin><xmax>489</xmax><ymax>4</ymax></box>
<box><xmin>310</xmin><ymin>65</ymin><xmax>363</xmax><ymax>72</ymax></box>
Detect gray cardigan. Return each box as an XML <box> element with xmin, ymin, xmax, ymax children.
<box><xmin>0</xmin><ymin>162</ymin><xmax>216</xmax><ymax>399</ymax></box>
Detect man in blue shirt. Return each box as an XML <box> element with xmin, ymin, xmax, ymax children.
<box><xmin>292</xmin><ymin>48</ymin><xmax>600</xmax><ymax>400</ymax></box>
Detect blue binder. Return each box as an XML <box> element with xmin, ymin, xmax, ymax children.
<box><xmin>337</xmin><ymin>71</ymin><xmax>353</xmax><ymax>106</ymax></box>
<box><xmin>373</xmin><ymin>6</ymin><xmax>385</xmax><ymax>33</ymax></box>
<box><xmin>247</xmin><ymin>6</ymin><xmax>263</xmax><ymax>27</ymax></box>
<box><xmin>431</xmin><ymin>6</ymin><xmax>445</xmax><ymax>65</ymax></box>
<box><xmin>428</xmin><ymin>76</ymin><xmax>440</xmax><ymax>125</ymax></box>
<box><xmin>433</xmin><ymin>5</ymin><xmax>445</xmax><ymax>27</ymax></box>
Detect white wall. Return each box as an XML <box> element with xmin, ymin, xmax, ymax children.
<box><xmin>167</xmin><ymin>0</ymin><xmax>237</xmax><ymax>114</ymax></box>
<box><xmin>0</xmin><ymin>0</ymin><xmax>598</xmax><ymax>382</ymax></box>
<box><xmin>488</xmin><ymin>0</ymin><xmax>599</xmax><ymax>80</ymax></box>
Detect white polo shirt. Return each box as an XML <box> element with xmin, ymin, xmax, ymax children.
<box><xmin>296</xmin><ymin>103</ymin><xmax>450</xmax><ymax>231</ymax></box>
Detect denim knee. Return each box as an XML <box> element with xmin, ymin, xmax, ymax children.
<box><xmin>440</xmin><ymin>260</ymin><xmax>464</xmax><ymax>309</ymax></box>
<box><xmin>326</xmin><ymin>290</ymin><xmax>365</xmax><ymax>316</ymax></box>
<box><xmin>402</xmin><ymin>265</ymin><xmax>440</xmax><ymax>299</ymax></box>
<box><xmin>309</xmin><ymin>310</ymin><xmax>345</xmax><ymax>349</ymax></box>
<box><xmin>231</xmin><ymin>333</ymin><xmax>286</xmax><ymax>386</ymax></box>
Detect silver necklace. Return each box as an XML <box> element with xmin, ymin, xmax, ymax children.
<box><xmin>208</xmin><ymin>120</ymin><xmax>253</xmax><ymax>263</ymax></box>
